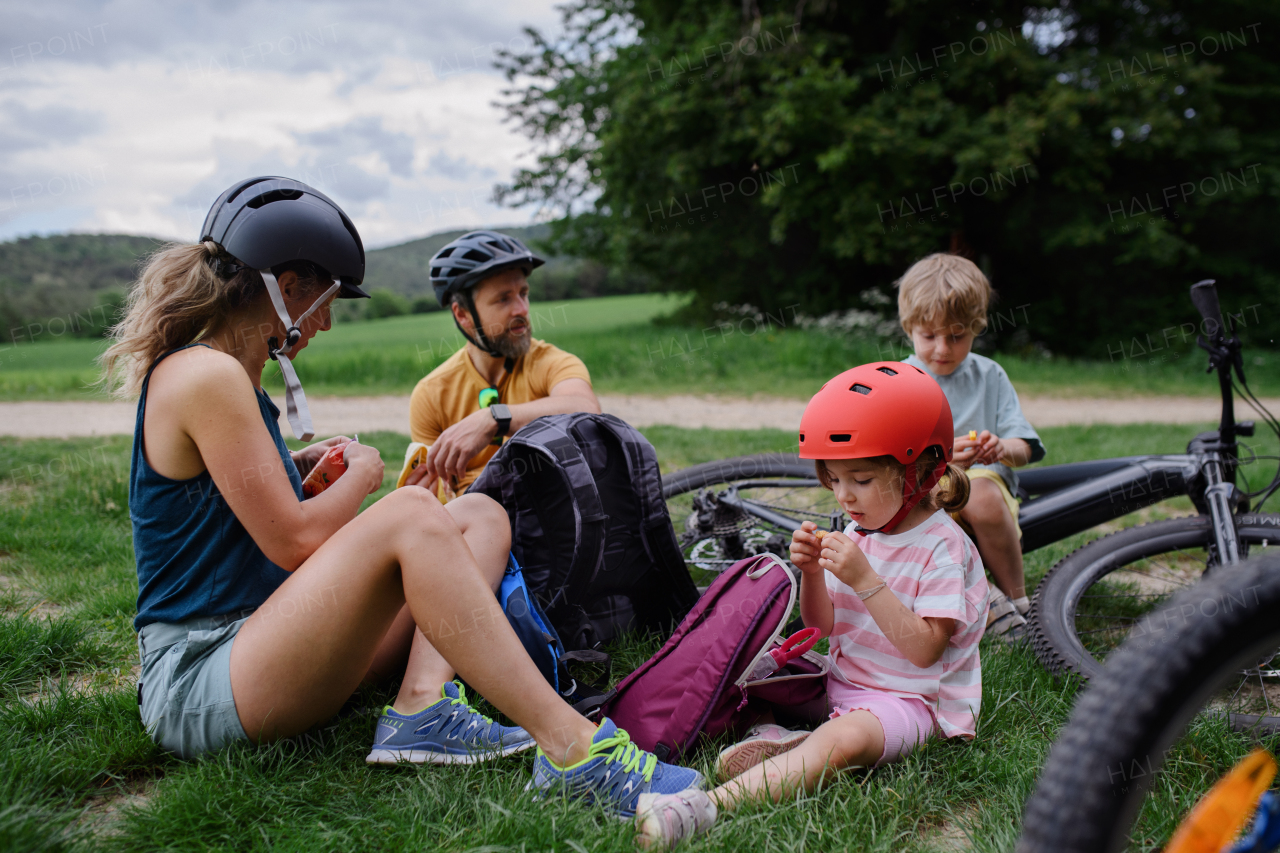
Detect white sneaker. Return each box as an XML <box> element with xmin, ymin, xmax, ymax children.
<box><xmin>636</xmin><ymin>788</ymin><xmax>717</xmax><ymax>849</ymax></box>
<box><xmin>714</xmin><ymin>723</ymin><xmax>811</xmax><ymax>782</ymax></box>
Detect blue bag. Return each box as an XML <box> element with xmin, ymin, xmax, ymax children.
<box><xmin>498</xmin><ymin>553</ymin><xmax>612</xmax><ymax>713</ymax></box>
<box><xmin>498</xmin><ymin>554</ymin><xmax>565</xmax><ymax>693</ymax></box>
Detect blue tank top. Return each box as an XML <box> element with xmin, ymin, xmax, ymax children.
<box><xmin>131</xmin><ymin>344</ymin><xmax>302</xmax><ymax>630</ymax></box>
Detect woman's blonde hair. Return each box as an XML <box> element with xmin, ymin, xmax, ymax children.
<box><xmin>896</xmin><ymin>253</ymin><xmax>993</xmax><ymax>337</ymax></box>
<box><xmin>815</xmin><ymin>447</ymin><xmax>970</xmax><ymax>515</ymax></box>
<box><xmin>98</xmin><ymin>241</ymin><xmax>323</xmax><ymax>398</ymax></box>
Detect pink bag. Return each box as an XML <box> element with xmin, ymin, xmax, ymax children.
<box><xmin>601</xmin><ymin>554</ymin><xmax>828</xmax><ymax>761</ymax></box>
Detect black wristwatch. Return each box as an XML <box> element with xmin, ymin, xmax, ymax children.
<box><xmin>489</xmin><ymin>403</ymin><xmax>512</xmax><ymax>438</ymax></box>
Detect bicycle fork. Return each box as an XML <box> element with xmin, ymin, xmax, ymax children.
<box><xmin>1203</xmin><ymin>457</ymin><xmax>1242</xmax><ymax>566</ymax></box>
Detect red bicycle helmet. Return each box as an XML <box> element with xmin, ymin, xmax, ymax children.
<box><xmin>798</xmin><ymin>362</ymin><xmax>954</xmax><ymax>533</ymax></box>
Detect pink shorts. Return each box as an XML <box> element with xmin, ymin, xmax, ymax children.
<box><xmin>826</xmin><ymin>676</ymin><xmax>939</xmax><ymax>768</ymax></box>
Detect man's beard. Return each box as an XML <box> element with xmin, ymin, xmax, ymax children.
<box><xmin>489</xmin><ymin>320</ymin><xmax>531</xmax><ymax>360</ymax></box>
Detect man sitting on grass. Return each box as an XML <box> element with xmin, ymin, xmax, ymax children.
<box><xmin>403</xmin><ymin>231</ymin><xmax>601</xmax><ymax>498</ymax></box>
<box><xmin>896</xmin><ymin>253</ymin><xmax>1047</xmax><ymax>640</ymax></box>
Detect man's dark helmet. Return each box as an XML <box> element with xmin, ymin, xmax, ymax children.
<box><xmin>200</xmin><ymin>176</ymin><xmax>369</xmax><ymax>298</ymax></box>
<box><xmin>429</xmin><ymin>230</ymin><xmax>544</xmax><ymax>306</ymax></box>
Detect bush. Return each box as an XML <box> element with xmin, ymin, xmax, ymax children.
<box><xmin>365</xmin><ymin>289</ymin><xmax>409</xmax><ymax>319</ymax></box>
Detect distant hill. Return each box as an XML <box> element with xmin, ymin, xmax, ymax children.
<box><xmin>0</xmin><ymin>226</ymin><xmax>646</xmax><ymax>343</ymax></box>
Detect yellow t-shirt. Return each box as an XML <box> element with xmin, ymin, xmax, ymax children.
<box><xmin>408</xmin><ymin>339</ymin><xmax>592</xmax><ymax>491</ymax></box>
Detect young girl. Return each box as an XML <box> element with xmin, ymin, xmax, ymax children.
<box><xmin>636</xmin><ymin>362</ymin><xmax>989</xmax><ymax>846</ymax></box>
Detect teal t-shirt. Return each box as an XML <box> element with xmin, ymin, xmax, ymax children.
<box><xmin>903</xmin><ymin>352</ymin><xmax>1045</xmax><ymax>492</ymax></box>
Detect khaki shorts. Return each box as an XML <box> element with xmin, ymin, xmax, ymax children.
<box><xmin>137</xmin><ymin>610</ymin><xmax>254</xmax><ymax>759</ymax></box>
<box><xmin>949</xmin><ymin>467</ymin><xmax>1022</xmax><ymax>540</ymax></box>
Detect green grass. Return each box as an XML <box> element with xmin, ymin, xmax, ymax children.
<box><xmin>4</xmin><ymin>293</ymin><xmax>1278</xmax><ymax>400</ymax></box>
<box><xmin>1</xmin><ymin>423</ymin><xmax>1278</xmax><ymax>850</ymax></box>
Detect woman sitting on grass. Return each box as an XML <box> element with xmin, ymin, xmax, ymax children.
<box><xmin>100</xmin><ymin>176</ymin><xmax>701</xmax><ymax>818</ymax></box>
<box><xmin>636</xmin><ymin>363</ymin><xmax>988</xmax><ymax>846</ymax></box>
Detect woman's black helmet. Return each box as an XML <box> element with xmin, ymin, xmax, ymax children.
<box><xmin>199</xmin><ymin>176</ymin><xmax>369</xmax><ymax>441</ymax></box>
<box><xmin>430</xmin><ymin>230</ymin><xmax>543</xmax><ymax>306</ymax></box>
<box><xmin>200</xmin><ymin>176</ymin><xmax>369</xmax><ymax>298</ymax></box>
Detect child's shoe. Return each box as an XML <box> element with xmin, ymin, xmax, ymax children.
<box><xmin>527</xmin><ymin>717</ymin><xmax>704</xmax><ymax>818</ymax></box>
<box><xmin>366</xmin><ymin>680</ymin><xmax>536</xmax><ymax>764</ymax></box>
<box><xmin>986</xmin><ymin>588</ymin><xmax>1029</xmax><ymax>643</ymax></box>
<box><xmin>636</xmin><ymin>788</ymin><xmax>718</xmax><ymax>849</ymax></box>
<box><xmin>714</xmin><ymin>723</ymin><xmax>811</xmax><ymax>782</ymax></box>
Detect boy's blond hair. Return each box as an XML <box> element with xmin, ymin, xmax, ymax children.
<box><xmin>896</xmin><ymin>253</ymin><xmax>993</xmax><ymax>336</ymax></box>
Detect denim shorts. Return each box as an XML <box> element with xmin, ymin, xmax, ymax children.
<box><xmin>137</xmin><ymin>609</ymin><xmax>255</xmax><ymax>759</ymax></box>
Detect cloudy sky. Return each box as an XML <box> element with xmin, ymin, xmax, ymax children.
<box><xmin>0</xmin><ymin>0</ymin><xmax>564</xmax><ymax>247</ymax></box>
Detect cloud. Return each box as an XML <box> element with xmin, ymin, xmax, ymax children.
<box><xmin>0</xmin><ymin>101</ymin><xmax>102</xmax><ymax>154</ymax></box>
<box><xmin>0</xmin><ymin>0</ymin><xmax>564</xmax><ymax>246</ymax></box>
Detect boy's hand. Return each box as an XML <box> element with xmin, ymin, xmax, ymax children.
<box><xmin>973</xmin><ymin>430</ymin><xmax>1002</xmax><ymax>465</ymax></box>
<box><xmin>952</xmin><ymin>433</ymin><xmax>979</xmax><ymax>469</ymax></box>
<box><xmin>817</xmin><ymin>530</ymin><xmax>878</xmax><ymax>590</ymax></box>
<box><xmin>790</xmin><ymin>521</ymin><xmax>826</xmax><ymax>574</ymax></box>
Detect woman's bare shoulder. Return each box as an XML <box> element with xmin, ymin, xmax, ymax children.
<box><xmin>148</xmin><ymin>346</ymin><xmax>258</xmax><ymax>414</ymax></box>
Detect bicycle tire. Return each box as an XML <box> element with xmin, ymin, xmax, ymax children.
<box><xmin>1018</xmin><ymin>551</ymin><xmax>1280</xmax><ymax>853</ymax></box>
<box><xmin>660</xmin><ymin>453</ymin><xmax>817</xmax><ymax>499</ymax></box>
<box><xmin>1029</xmin><ymin>513</ymin><xmax>1280</xmax><ymax>682</ymax></box>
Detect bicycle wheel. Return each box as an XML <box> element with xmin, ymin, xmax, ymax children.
<box><xmin>1030</xmin><ymin>513</ymin><xmax>1280</xmax><ymax>683</ymax></box>
<box><xmin>1018</xmin><ymin>551</ymin><xmax>1280</xmax><ymax>853</ymax></box>
<box><xmin>661</xmin><ymin>453</ymin><xmax>843</xmax><ymax>578</ymax></box>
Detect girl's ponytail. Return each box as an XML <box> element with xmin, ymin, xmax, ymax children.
<box><xmin>934</xmin><ymin>462</ymin><xmax>971</xmax><ymax>513</ymax></box>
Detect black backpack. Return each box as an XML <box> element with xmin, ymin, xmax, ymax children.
<box><xmin>470</xmin><ymin>413</ymin><xmax>699</xmax><ymax>650</ymax></box>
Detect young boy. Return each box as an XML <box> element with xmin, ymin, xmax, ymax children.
<box><xmin>897</xmin><ymin>253</ymin><xmax>1045</xmax><ymax>639</ymax></box>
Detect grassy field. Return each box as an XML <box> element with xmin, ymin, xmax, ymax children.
<box><xmin>2</xmin><ymin>421</ymin><xmax>1279</xmax><ymax>850</ymax></box>
<box><xmin>3</xmin><ymin>293</ymin><xmax>1278</xmax><ymax>401</ymax></box>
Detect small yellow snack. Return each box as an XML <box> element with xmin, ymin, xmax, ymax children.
<box><xmin>814</xmin><ymin>530</ymin><xmax>828</xmax><ymax>540</ymax></box>
<box><xmin>969</xmin><ymin>430</ymin><xmax>978</xmax><ymax>441</ymax></box>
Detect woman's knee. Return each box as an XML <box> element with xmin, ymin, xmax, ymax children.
<box><xmin>376</xmin><ymin>486</ymin><xmax>457</xmax><ymax>536</ymax></box>
<box><xmin>447</xmin><ymin>492</ymin><xmax>510</xmax><ymax>531</ymax></box>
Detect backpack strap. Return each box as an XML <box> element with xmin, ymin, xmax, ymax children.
<box><xmin>473</xmin><ymin>417</ymin><xmax>607</xmax><ymax>646</ymax></box>
<box><xmin>577</xmin><ymin>414</ymin><xmax>700</xmax><ymax>622</ymax></box>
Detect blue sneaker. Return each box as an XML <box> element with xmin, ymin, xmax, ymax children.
<box><xmin>366</xmin><ymin>681</ymin><xmax>536</xmax><ymax>765</ymax></box>
<box><xmin>527</xmin><ymin>718</ymin><xmax>705</xmax><ymax>818</ymax></box>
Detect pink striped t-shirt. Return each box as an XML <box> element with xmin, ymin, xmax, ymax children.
<box><xmin>825</xmin><ymin>510</ymin><xmax>989</xmax><ymax>739</ymax></box>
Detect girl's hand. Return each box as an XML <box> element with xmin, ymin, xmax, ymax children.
<box><xmin>341</xmin><ymin>442</ymin><xmax>384</xmax><ymax>496</ymax></box>
<box><xmin>790</xmin><ymin>521</ymin><xmax>825</xmax><ymax>574</ymax></box>
<box><xmin>818</xmin><ymin>531</ymin><xmax>878</xmax><ymax>590</ymax></box>
<box><xmin>292</xmin><ymin>435</ymin><xmax>351</xmax><ymax>477</ymax></box>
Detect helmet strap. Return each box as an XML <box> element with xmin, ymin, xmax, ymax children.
<box><xmin>852</xmin><ymin>456</ymin><xmax>947</xmax><ymax>536</ymax></box>
<box><xmin>260</xmin><ymin>270</ymin><xmax>341</xmax><ymax>441</ymax></box>
<box><xmin>453</xmin><ymin>291</ymin><xmax>516</xmax><ymax>375</ymax></box>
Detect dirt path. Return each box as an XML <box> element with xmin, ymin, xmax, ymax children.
<box><xmin>3</xmin><ymin>394</ymin><xmax>1275</xmax><ymax>438</ymax></box>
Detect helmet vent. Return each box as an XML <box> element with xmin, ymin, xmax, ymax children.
<box><xmin>462</xmin><ymin>249</ymin><xmax>490</xmax><ymax>263</ymax></box>
<box><xmin>799</xmin><ymin>433</ymin><xmax>805</xmax><ymax>443</ymax></box>
<box><xmin>247</xmin><ymin>188</ymin><xmax>303</xmax><ymax>208</ymax></box>
<box><xmin>830</xmin><ymin>434</ymin><xmax>852</xmax><ymax>442</ymax></box>
<box><xmin>850</xmin><ymin>383</ymin><xmax>872</xmax><ymax>395</ymax></box>
<box><xmin>437</xmin><ymin>247</ymin><xmax>454</xmax><ymax>258</ymax></box>
<box><xmin>876</xmin><ymin>367</ymin><xmax>898</xmax><ymax>376</ymax></box>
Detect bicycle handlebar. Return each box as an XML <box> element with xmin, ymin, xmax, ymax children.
<box><xmin>1189</xmin><ymin>279</ymin><xmax>1221</xmax><ymax>336</ymax></box>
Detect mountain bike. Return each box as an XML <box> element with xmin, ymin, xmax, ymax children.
<box><xmin>661</xmin><ymin>281</ymin><xmax>1280</xmax><ymax>680</ymax></box>
<box><xmin>1017</xmin><ymin>551</ymin><xmax>1280</xmax><ymax>852</ymax></box>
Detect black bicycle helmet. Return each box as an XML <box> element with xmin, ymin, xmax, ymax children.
<box><xmin>200</xmin><ymin>176</ymin><xmax>369</xmax><ymax>298</ymax></box>
<box><xmin>199</xmin><ymin>176</ymin><xmax>369</xmax><ymax>441</ymax></box>
<box><xmin>430</xmin><ymin>230</ymin><xmax>544</xmax><ymax>362</ymax></box>
<box><xmin>429</xmin><ymin>230</ymin><xmax>543</xmax><ymax>307</ymax></box>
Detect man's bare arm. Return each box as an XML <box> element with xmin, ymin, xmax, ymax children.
<box><xmin>506</xmin><ymin>378</ymin><xmax>601</xmax><ymax>434</ymax></box>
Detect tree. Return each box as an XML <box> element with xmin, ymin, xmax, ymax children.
<box><xmin>497</xmin><ymin>0</ymin><xmax>1279</xmax><ymax>357</ymax></box>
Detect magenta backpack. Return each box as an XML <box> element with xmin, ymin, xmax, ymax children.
<box><xmin>601</xmin><ymin>554</ymin><xmax>829</xmax><ymax>761</ymax></box>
